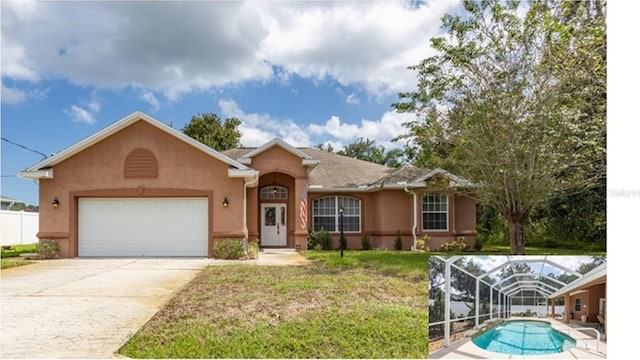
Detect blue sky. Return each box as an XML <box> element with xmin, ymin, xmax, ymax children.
<box><xmin>1</xmin><ymin>0</ymin><xmax>465</xmax><ymax>205</ymax></box>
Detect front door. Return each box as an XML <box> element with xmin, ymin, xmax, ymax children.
<box><xmin>261</xmin><ymin>203</ymin><xmax>287</xmax><ymax>246</ymax></box>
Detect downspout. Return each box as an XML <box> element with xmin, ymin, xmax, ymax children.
<box><xmin>243</xmin><ymin>180</ymin><xmax>248</xmax><ymax>241</ymax></box>
<box><xmin>403</xmin><ymin>183</ymin><xmax>418</xmax><ymax>251</ymax></box>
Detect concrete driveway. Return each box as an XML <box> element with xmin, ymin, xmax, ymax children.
<box><xmin>1</xmin><ymin>258</ymin><xmax>212</xmax><ymax>359</ymax></box>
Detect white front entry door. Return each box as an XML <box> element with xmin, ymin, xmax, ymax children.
<box><xmin>261</xmin><ymin>203</ymin><xmax>287</xmax><ymax>246</ymax></box>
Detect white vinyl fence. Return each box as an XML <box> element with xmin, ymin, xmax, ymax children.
<box><xmin>0</xmin><ymin>210</ymin><xmax>39</xmax><ymax>246</ymax></box>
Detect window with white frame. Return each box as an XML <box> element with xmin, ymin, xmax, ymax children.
<box><xmin>422</xmin><ymin>193</ymin><xmax>448</xmax><ymax>231</ymax></box>
<box><xmin>312</xmin><ymin>196</ymin><xmax>360</xmax><ymax>232</ymax></box>
<box><xmin>260</xmin><ymin>186</ymin><xmax>288</xmax><ymax>200</ymax></box>
<box><xmin>574</xmin><ymin>297</ymin><xmax>581</xmax><ymax>312</ymax></box>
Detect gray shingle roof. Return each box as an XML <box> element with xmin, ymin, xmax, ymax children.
<box><xmin>223</xmin><ymin>144</ymin><xmax>471</xmax><ymax>189</ymax></box>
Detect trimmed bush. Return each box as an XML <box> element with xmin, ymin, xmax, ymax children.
<box><xmin>308</xmin><ymin>229</ymin><xmax>332</xmax><ymax>250</ymax></box>
<box><xmin>441</xmin><ymin>236</ymin><xmax>468</xmax><ymax>252</ymax></box>
<box><xmin>394</xmin><ymin>231</ymin><xmax>403</xmax><ymax>251</ymax></box>
<box><xmin>37</xmin><ymin>240</ymin><xmax>60</xmax><ymax>259</ymax></box>
<box><xmin>246</xmin><ymin>239</ymin><xmax>259</xmax><ymax>259</ymax></box>
<box><xmin>213</xmin><ymin>239</ymin><xmax>257</xmax><ymax>259</ymax></box>
<box><xmin>361</xmin><ymin>234</ymin><xmax>372</xmax><ymax>250</ymax></box>
<box><xmin>416</xmin><ymin>234</ymin><xmax>430</xmax><ymax>251</ymax></box>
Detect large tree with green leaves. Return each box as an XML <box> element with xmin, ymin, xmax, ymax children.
<box><xmin>337</xmin><ymin>137</ymin><xmax>404</xmax><ymax>167</ymax></box>
<box><xmin>182</xmin><ymin>113</ymin><xmax>242</xmax><ymax>151</ymax></box>
<box><xmin>395</xmin><ymin>0</ymin><xmax>606</xmax><ymax>254</ymax></box>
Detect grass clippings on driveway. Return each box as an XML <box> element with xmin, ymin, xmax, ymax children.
<box><xmin>119</xmin><ymin>251</ymin><xmax>428</xmax><ymax>358</ymax></box>
<box><xmin>0</xmin><ymin>258</ymin><xmax>34</xmax><ymax>269</ymax></box>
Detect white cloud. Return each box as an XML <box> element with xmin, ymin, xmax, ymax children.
<box><xmin>219</xmin><ymin>99</ymin><xmax>311</xmax><ymax>147</ymax></box>
<box><xmin>1</xmin><ymin>1</ymin><xmax>461</xmax><ymax>98</ymax></box>
<box><xmin>139</xmin><ymin>90</ymin><xmax>160</xmax><ymax>112</ymax></box>
<box><xmin>1</xmin><ymin>83</ymin><xmax>27</xmax><ymax>104</ymax></box>
<box><xmin>219</xmin><ymin>98</ymin><xmax>415</xmax><ymax>151</ymax></box>
<box><xmin>88</xmin><ymin>99</ymin><xmax>101</xmax><ymax>113</ymax></box>
<box><xmin>309</xmin><ymin>110</ymin><xmax>416</xmax><ymax>149</ymax></box>
<box><xmin>1</xmin><ymin>81</ymin><xmax>50</xmax><ymax>105</ymax></box>
<box><xmin>64</xmin><ymin>105</ymin><xmax>95</xmax><ymax>124</ymax></box>
<box><xmin>346</xmin><ymin>93</ymin><xmax>359</xmax><ymax>105</ymax></box>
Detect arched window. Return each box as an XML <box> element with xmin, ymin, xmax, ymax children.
<box><xmin>312</xmin><ymin>196</ymin><xmax>361</xmax><ymax>232</ymax></box>
<box><xmin>260</xmin><ymin>185</ymin><xmax>288</xmax><ymax>199</ymax></box>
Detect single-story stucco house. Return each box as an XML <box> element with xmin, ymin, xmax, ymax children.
<box><xmin>19</xmin><ymin>111</ymin><xmax>477</xmax><ymax>258</ymax></box>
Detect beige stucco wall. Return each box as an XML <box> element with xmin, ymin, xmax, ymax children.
<box><xmin>38</xmin><ymin>120</ymin><xmax>245</xmax><ymax>258</ymax></box>
<box><xmin>243</xmin><ymin>145</ymin><xmax>309</xmax><ymax>248</ymax></box>
<box><xmin>306</xmin><ymin>190</ymin><xmax>476</xmax><ymax>251</ymax></box>
<box><xmin>39</xmin><ymin>126</ymin><xmax>478</xmax><ymax>255</ymax></box>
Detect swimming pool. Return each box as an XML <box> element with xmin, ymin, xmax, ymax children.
<box><xmin>472</xmin><ymin>320</ymin><xmax>576</xmax><ymax>355</ymax></box>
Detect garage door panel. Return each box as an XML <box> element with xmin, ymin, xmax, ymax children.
<box><xmin>79</xmin><ymin>198</ymin><xmax>208</xmax><ymax>257</ymax></box>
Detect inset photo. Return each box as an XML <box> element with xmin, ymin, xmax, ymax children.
<box><xmin>428</xmin><ymin>255</ymin><xmax>606</xmax><ymax>359</ymax></box>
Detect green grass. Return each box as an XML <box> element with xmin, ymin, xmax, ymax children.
<box><xmin>1</xmin><ymin>244</ymin><xmax>37</xmax><ymax>268</ymax></box>
<box><xmin>119</xmin><ymin>253</ymin><xmax>428</xmax><ymax>358</ymax></box>
<box><xmin>0</xmin><ymin>258</ymin><xmax>34</xmax><ymax>269</ymax></box>
<box><xmin>1</xmin><ymin>244</ymin><xmax>38</xmax><ymax>258</ymax></box>
<box><xmin>301</xmin><ymin>250</ymin><xmax>428</xmax><ymax>281</ymax></box>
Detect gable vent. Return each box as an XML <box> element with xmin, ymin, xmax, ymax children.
<box><xmin>124</xmin><ymin>148</ymin><xmax>158</xmax><ymax>178</ymax></box>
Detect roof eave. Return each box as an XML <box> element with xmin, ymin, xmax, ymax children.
<box><xmin>549</xmin><ymin>263</ymin><xmax>607</xmax><ymax>298</ymax></box>
<box><xmin>23</xmin><ymin>111</ymin><xmax>250</xmax><ymax>172</ymax></box>
<box><xmin>18</xmin><ymin>168</ymin><xmax>54</xmax><ymax>180</ymax></box>
<box><xmin>239</xmin><ymin>138</ymin><xmax>314</xmax><ymax>161</ymax></box>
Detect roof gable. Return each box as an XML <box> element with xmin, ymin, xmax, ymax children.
<box><xmin>21</xmin><ymin>111</ymin><xmax>250</xmax><ymax>175</ymax></box>
<box><xmin>238</xmin><ymin>138</ymin><xmax>319</xmax><ymax>166</ymax></box>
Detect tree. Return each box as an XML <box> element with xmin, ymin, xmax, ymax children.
<box><xmin>315</xmin><ymin>143</ymin><xmax>335</xmax><ymax>153</ymax></box>
<box><xmin>394</xmin><ymin>0</ymin><xmax>606</xmax><ymax>254</ymax></box>
<box><xmin>8</xmin><ymin>202</ymin><xmax>39</xmax><ymax>212</ymax></box>
<box><xmin>182</xmin><ymin>113</ymin><xmax>241</xmax><ymax>151</ymax></box>
<box><xmin>577</xmin><ymin>256</ymin><xmax>606</xmax><ymax>275</ymax></box>
<box><xmin>337</xmin><ymin>137</ymin><xmax>404</xmax><ymax>167</ymax></box>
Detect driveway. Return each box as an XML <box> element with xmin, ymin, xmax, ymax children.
<box><xmin>1</xmin><ymin>258</ymin><xmax>212</xmax><ymax>359</ymax></box>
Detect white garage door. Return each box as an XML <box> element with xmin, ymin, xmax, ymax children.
<box><xmin>78</xmin><ymin>198</ymin><xmax>208</xmax><ymax>257</ymax></box>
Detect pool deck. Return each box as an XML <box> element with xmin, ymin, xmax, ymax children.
<box><xmin>429</xmin><ymin>317</ymin><xmax>607</xmax><ymax>359</ymax></box>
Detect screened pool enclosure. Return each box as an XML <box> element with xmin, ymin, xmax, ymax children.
<box><xmin>429</xmin><ymin>256</ymin><xmax>606</xmax><ymax>347</ymax></box>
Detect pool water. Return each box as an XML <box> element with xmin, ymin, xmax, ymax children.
<box><xmin>472</xmin><ymin>320</ymin><xmax>576</xmax><ymax>355</ymax></box>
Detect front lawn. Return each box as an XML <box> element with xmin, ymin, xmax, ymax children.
<box><xmin>1</xmin><ymin>244</ymin><xmax>37</xmax><ymax>258</ymax></box>
<box><xmin>119</xmin><ymin>252</ymin><xmax>428</xmax><ymax>358</ymax></box>
<box><xmin>1</xmin><ymin>244</ymin><xmax>37</xmax><ymax>269</ymax></box>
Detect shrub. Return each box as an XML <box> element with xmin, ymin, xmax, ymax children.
<box><xmin>416</xmin><ymin>234</ymin><xmax>430</xmax><ymax>251</ymax></box>
<box><xmin>394</xmin><ymin>231</ymin><xmax>403</xmax><ymax>250</ymax></box>
<box><xmin>474</xmin><ymin>235</ymin><xmax>484</xmax><ymax>251</ymax></box>
<box><xmin>361</xmin><ymin>234</ymin><xmax>372</xmax><ymax>250</ymax></box>
<box><xmin>213</xmin><ymin>239</ymin><xmax>247</xmax><ymax>259</ymax></box>
<box><xmin>308</xmin><ymin>229</ymin><xmax>333</xmax><ymax>250</ymax></box>
<box><xmin>246</xmin><ymin>239</ymin><xmax>259</xmax><ymax>259</ymax></box>
<box><xmin>441</xmin><ymin>236</ymin><xmax>468</xmax><ymax>252</ymax></box>
<box><xmin>37</xmin><ymin>240</ymin><xmax>60</xmax><ymax>259</ymax></box>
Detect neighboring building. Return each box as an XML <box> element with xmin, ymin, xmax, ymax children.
<box><xmin>19</xmin><ymin>111</ymin><xmax>477</xmax><ymax>258</ymax></box>
<box><xmin>1</xmin><ymin>195</ymin><xmax>18</xmax><ymax>210</ymax></box>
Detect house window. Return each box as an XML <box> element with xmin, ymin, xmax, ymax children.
<box><xmin>260</xmin><ymin>186</ymin><xmax>288</xmax><ymax>199</ymax></box>
<box><xmin>422</xmin><ymin>193</ymin><xmax>448</xmax><ymax>231</ymax></box>
<box><xmin>312</xmin><ymin>196</ymin><xmax>360</xmax><ymax>232</ymax></box>
<box><xmin>574</xmin><ymin>298</ymin><xmax>581</xmax><ymax>312</ymax></box>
